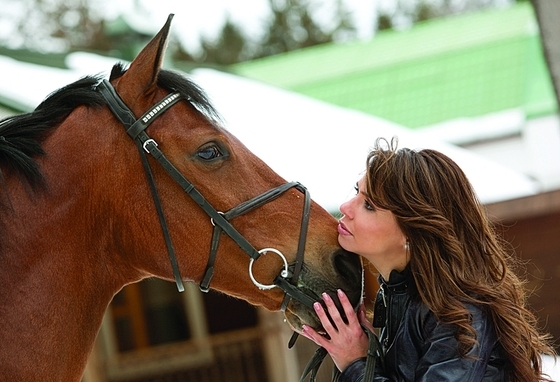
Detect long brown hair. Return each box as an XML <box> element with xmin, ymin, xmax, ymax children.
<box><xmin>365</xmin><ymin>137</ymin><xmax>555</xmax><ymax>382</ymax></box>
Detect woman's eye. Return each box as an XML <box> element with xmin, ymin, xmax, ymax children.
<box><xmin>364</xmin><ymin>200</ymin><xmax>375</xmax><ymax>211</ymax></box>
<box><xmin>196</xmin><ymin>145</ymin><xmax>223</xmax><ymax>160</ymax></box>
<box><xmin>355</xmin><ymin>184</ymin><xmax>375</xmax><ymax>211</ymax></box>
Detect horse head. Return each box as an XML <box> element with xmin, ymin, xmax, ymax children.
<box><xmin>94</xmin><ymin>15</ymin><xmax>363</xmax><ymax>331</ymax></box>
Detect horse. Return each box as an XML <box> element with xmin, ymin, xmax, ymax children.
<box><xmin>0</xmin><ymin>14</ymin><xmax>363</xmax><ymax>381</ymax></box>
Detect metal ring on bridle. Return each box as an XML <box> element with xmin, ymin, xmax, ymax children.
<box><xmin>210</xmin><ymin>211</ymin><xmax>225</xmax><ymax>227</ymax></box>
<box><xmin>249</xmin><ymin>248</ymin><xmax>289</xmax><ymax>290</ymax></box>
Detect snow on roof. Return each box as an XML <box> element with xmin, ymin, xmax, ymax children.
<box><xmin>0</xmin><ymin>53</ymin><xmax>537</xmax><ymax>212</ymax></box>
<box><xmin>0</xmin><ymin>55</ymin><xmax>80</xmax><ymax>110</ymax></box>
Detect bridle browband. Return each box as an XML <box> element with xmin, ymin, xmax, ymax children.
<box><xmin>95</xmin><ymin>79</ymin><xmax>316</xmax><ymax>312</ymax></box>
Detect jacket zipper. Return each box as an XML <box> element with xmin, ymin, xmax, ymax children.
<box><xmin>380</xmin><ymin>284</ymin><xmax>390</xmax><ymax>349</ymax></box>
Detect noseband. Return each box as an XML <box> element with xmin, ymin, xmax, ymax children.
<box><xmin>96</xmin><ymin>79</ymin><xmax>316</xmax><ymax>311</ymax></box>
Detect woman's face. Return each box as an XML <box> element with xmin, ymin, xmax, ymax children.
<box><xmin>337</xmin><ymin>176</ymin><xmax>408</xmax><ymax>279</ymax></box>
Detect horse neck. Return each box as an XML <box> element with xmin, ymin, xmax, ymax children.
<box><xmin>0</xmin><ymin>219</ymin><xmax>124</xmax><ymax>379</ymax></box>
<box><xmin>0</xmin><ymin>186</ymin><xmax>127</xmax><ymax>381</ymax></box>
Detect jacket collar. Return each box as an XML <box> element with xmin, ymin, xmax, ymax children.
<box><xmin>379</xmin><ymin>266</ymin><xmax>412</xmax><ymax>294</ymax></box>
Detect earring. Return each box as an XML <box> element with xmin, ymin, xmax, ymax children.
<box><xmin>404</xmin><ymin>241</ymin><xmax>409</xmax><ymax>251</ymax></box>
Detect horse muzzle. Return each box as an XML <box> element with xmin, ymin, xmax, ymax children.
<box><xmin>275</xmin><ymin>249</ymin><xmax>364</xmax><ymax>331</ymax></box>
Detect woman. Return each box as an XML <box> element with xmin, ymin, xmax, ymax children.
<box><xmin>301</xmin><ymin>137</ymin><xmax>555</xmax><ymax>381</ymax></box>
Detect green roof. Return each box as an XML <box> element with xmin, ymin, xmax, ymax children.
<box><xmin>232</xmin><ymin>3</ymin><xmax>557</xmax><ymax>128</ymax></box>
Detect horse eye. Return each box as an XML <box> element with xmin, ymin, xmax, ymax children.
<box><xmin>196</xmin><ymin>145</ymin><xmax>223</xmax><ymax>161</ymax></box>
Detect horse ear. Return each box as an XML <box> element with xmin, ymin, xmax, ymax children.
<box><xmin>115</xmin><ymin>14</ymin><xmax>174</xmax><ymax>109</ymax></box>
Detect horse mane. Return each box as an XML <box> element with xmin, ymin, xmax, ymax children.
<box><xmin>0</xmin><ymin>62</ymin><xmax>220</xmax><ymax>192</ymax></box>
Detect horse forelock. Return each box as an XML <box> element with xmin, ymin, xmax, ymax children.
<box><xmin>109</xmin><ymin>62</ymin><xmax>222</xmax><ymax>124</ymax></box>
<box><xmin>160</xmin><ymin>70</ymin><xmax>222</xmax><ymax>124</ymax></box>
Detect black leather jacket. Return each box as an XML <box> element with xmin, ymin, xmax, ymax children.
<box><xmin>339</xmin><ymin>269</ymin><xmax>508</xmax><ymax>382</ymax></box>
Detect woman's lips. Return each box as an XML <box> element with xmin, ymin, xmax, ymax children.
<box><xmin>337</xmin><ymin>222</ymin><xmax>351</xmax><ymax>236</ymax></box>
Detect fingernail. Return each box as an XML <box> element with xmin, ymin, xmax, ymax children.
<box><xmin>337</xmin><ymin>289</ymin><xmax>344</xmax><ymax>297</ymax></box>
<box><xmin>302</xmin><ymin>325</ymin><xmax>308</xmax><ymax>333</ymax></box>
<box><xmin>322</xmin><ymin>292</ymin><xmax>331</xmax><ymax>301</ymax></box>
<box><xmin>313</xmin><ymin>302</ymin><xmax>321</xmax><ymax>311</ymax></box>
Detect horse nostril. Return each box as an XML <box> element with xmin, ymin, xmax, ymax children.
<box><xmin>333</xmin><ymin>250</ymin><xmax>362</xmax><ymax>300</ymax></box>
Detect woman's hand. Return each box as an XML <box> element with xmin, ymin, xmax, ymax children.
<box><xmin>300</xmin><ymin>289</ymin><xmax>373</xmax><ymax>372</ymax></box>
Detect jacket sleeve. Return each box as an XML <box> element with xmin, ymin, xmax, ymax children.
<box><xmin>338</xmin><ymin>358</ymin><xmax>390</xmax><ymax>382</ymax></box>
<box><xmin>411</xmin><ymin>303</ymin><xmax>498</xmax><ymax>382</ymax></box>
<box><xmin>338</xmin><ymin>358</ymin><xmax>366</xmax><ymax>382</ymax></box>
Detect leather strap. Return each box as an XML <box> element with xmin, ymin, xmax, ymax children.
<box><xmin>98</xmin><ymin>79</ymin><xmax>185</xmax><ymax>291</ymax></box>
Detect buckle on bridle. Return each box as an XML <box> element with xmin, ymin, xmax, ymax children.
<box><xmin>142</xmin><ymin>138</ymin><xmax>157</xmax><ymax>153</ymax></box>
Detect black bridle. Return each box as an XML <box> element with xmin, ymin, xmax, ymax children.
<box><xmin>96</xmin><ymin>79</ymin><xmax>316</xmax><ymax>312</ymax></box>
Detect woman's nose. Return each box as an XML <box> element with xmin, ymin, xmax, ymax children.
<box><xmin>339</xmin><ymin>199</ymin><xmax>351</xmax><ymax>218</ymax></box>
